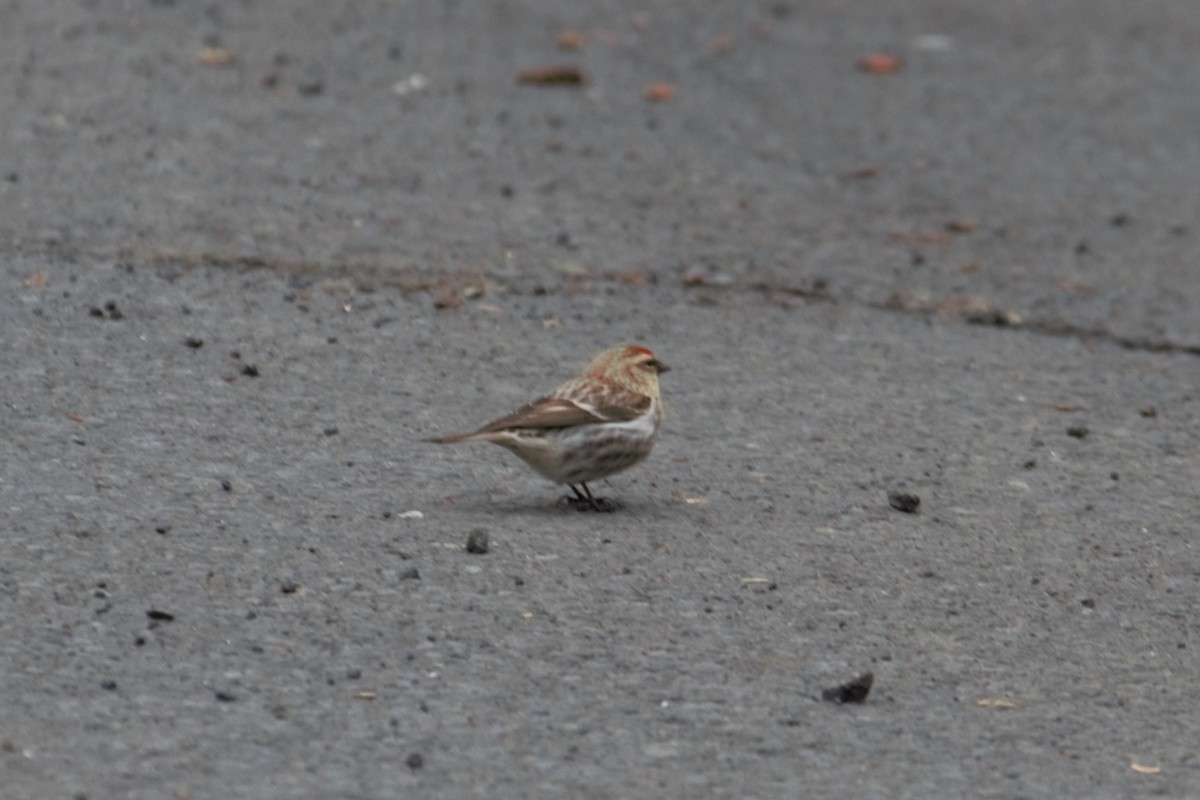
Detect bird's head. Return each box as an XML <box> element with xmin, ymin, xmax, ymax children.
<box><xmin>584</xmin><ymin>344</ymin><xmax>669</xmax><ymax>399</ymax></box>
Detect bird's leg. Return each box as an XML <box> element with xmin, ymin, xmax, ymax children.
<box><xmin>564</xmin><ymin>484</ymin><xmax>593</xmax><ymax>511</ymax></box>
<box><xmin>571</xmin><ymin>482</ymin><xmax>624</xmax><ymax>513</ymax></box>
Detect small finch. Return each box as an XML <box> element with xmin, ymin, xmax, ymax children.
<box><xmin>426</xmin><ymin>344</ymin><xmax>669</xmax><ymax>511</ymax></box>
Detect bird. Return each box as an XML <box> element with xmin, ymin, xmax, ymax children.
<box><xmin>426</xmin><ymin>344</ymin><xmax>669</xmax><ymax>511</ymax></box>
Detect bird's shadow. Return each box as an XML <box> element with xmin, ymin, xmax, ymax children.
<box><xmin>438</xmin><ymin>491</ymin><xmax>664</xmax><ymax>517</ymax></box>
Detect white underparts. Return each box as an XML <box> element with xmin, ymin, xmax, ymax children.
<box><xmin>488</xmin><ymin>405</ymin><xmax>661</xmax><ymax>485</ymax></box>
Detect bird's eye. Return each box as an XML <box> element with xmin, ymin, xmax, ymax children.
<box><xmin>642</xmin><ymin>359</ymin><xmax>658</xmax><ymax>370</ymax></box>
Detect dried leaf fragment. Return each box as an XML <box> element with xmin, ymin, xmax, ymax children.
<box><xmin>196</xmin><ymin>47</ymin><xmax>237</xmax><ymax>67</ymax></box>
<box><xmin>433</xmin><ymin>275</ymin><xmax>486</xmax><ymax>309</ymax></box>
<box><xmin>976</xmin><ymin>697</ymin><xmax>1018</xmax><ymax>710</ymax></box>
<box><xmin>938</xmin><ymin>295</ymin><xmax>1021</xmax><ymax>326</ymax></box>
<box><xmin>615</xmin><ymin>270</ymin><xmax>654</xmax><ymax>287</ymax></box>
<box><xmin>518</xmin><ymin>65</ymin><xmax>585</xmax><ymax>86</ymax></box>
<box><xmin>841</xmin><ymin>163</ymin><xmax>880</xmax><ymax>180</ymax></box>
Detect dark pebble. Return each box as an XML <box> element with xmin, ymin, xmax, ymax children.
<box><xmin>1067</xmin><ymin>425</ymin><xmax>1089</xmax><ymax>439</ymax></box>
<box><xmin>184</xmin><ymin>336</ymin><xmax>204</xmax><ymax>348</ymax></box>
<box><xmin>400</xmin><ymin>566</ymin><xmax>421</xmax><ymax>580</ymax></box>
<box><xmin>221</xmin><ymin>479</ymin><xmax>232</xmax><ymax>492</ymax></box>
<box><xmin>214</xmin><ymin>690</ymin><xmax>237</xmax><ymax>703</ymax></box>
<box><xmin>146</xmin><ymin>609</ymin><xmax>175</xmax><ymax>622</ymax></box>
<box><xmin>241</xmin><ymin>364</ymin><xmax>260</xmax><ymax>377</ymax></box>
<box><xmin>280</xmin><ymin>579</ymin><xmax>299</xmax><ymax>594</ymax></box>
<box><xmin>822</xmin><ymin>672</ymin><xmax>874</xmax><ymax>704</ymax></box>
<box><xmin>323</xmin><ymin>426</ymin><xmax>339</xmax><ymax>436</ymax></box>
<box><xmin>406</xmin><ymin>752</ymin><xmax>424</xmax><ymax>770</ymax></box>
<box><xmin>101</xmin><ymin>680</ymin><xmax>118</xmax><ymax>691</ymax></box>
<box><xmin>887</xmin><ymin>490</ymin><xmax>920</xmax><ymax>513</ymax></box>
<box><xmin>466</xmin><ymin>528</ymin><xmax>489</xmax><ymax>554</ymax></box>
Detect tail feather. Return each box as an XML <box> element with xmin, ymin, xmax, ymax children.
<box><xmin>425</xmin><ymin>432</ymin><xmax>471</xmax><ymax>444</ymax></box>
<box><xmin>425</xmin><ymin>430</ymin><xmax>494</xmax><ymax>445</ymax></box>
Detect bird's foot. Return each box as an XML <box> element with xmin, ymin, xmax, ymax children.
<box><xmin>562</xmin><ymin>494</ymin><xmax>621</xmax><ymax>512</ymax></box>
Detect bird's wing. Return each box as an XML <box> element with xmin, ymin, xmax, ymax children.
<box><xmin>425</xmin><ymin>388</ymin><xmax>652</xmax><ymax>444</ymax></box>
<box><xmin>476</xmin><ymin>394</ymin><xmax>647</xmax><ymax>433</ymax></box>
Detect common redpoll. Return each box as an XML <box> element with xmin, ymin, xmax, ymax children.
<box><xmin>426</xmin><ymin>344</ymin><xmax>669</xmax><ymax>511</ymax></box>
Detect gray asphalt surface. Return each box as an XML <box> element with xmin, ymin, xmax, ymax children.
<box><xmin>2</xmin><ymin>2</ymin><xmax>1198</xmax><ymax>798</ymax></box>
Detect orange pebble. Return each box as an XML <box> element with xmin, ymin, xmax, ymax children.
<box><xmin>644</xmin><ymin>82</ymin><xmax>675</xmax><ymax>102</ymax></box>
<box><xmin>858</xmin><ymin>53</ymin><xmax>903</xmax><ymax>74</ymax></box>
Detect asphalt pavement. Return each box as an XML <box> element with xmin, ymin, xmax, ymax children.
<box><xmin>2</xmin><ymin>2</ymin><xmax>1198</xmax><ymax>798</ymax></box>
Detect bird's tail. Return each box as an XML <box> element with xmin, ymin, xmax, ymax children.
<box><xmin>424</xmin><ymin>431</ymin><xmax>481</xmax><ymax>445</ymax></box>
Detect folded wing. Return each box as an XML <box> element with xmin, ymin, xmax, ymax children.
<box><xmin>426</xmin><ymin>392</ymin><xmax>652</xmax><ymax>444</ymax></box>
<box><xmin>477</xmin><ymin>394</ymin><xmax>647</xmax><ymax>433</ymax></box>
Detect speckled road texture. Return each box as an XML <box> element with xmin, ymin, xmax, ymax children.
<box><xmin>2</xmin><ymin>2</ymin><xmax>1198</xmax><ymax>798</ymax></box>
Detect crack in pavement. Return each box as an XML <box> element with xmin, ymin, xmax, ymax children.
<box><xmin>24</xmin><ymin>244</ymin><xmax>1200</xmax><ymax>359</ymax></box>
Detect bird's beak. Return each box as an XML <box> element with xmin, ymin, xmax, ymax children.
<box><xmin>656</xmin><ymin>361</ymin><xmax>670</xmax><ymax>375</ymax></box>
